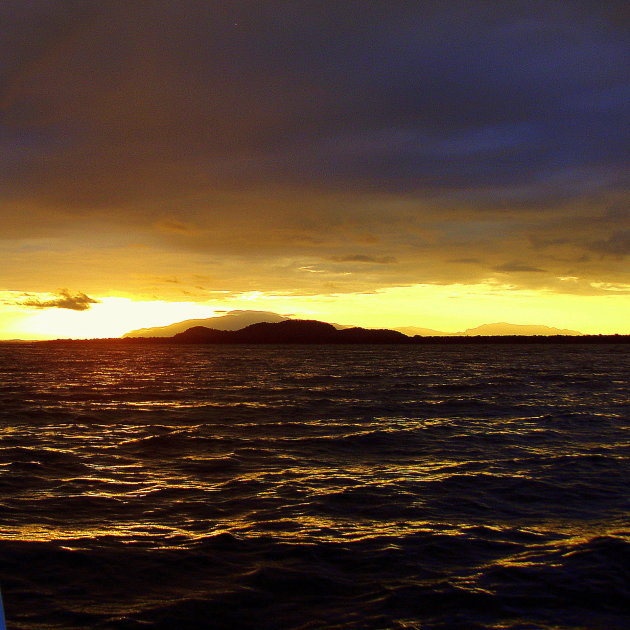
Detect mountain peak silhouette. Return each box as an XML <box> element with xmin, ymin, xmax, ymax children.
<box><xmin>123</xmin><ymin>310</ymin><xmax>288</xmax><ymax>337</ymax></box>
<box><xmin>171</xmin><ymin>319</ymin><xmax>410</xmax><ymax>344</ymax></box>
<box><xmin>122</xmin><ymin>310</ymin><xmax>582</xmax><ymax>339</ymax></box>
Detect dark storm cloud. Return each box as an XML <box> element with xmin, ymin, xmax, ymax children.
<box><xmin>1</xmin><ymin>1</ymin><xmax>628</xmax><ymax>291</ymax></box>
<box><xmin>2</xmin><ymin>1</ymin><xmax>627</xmax><ymax>197</ymax></box>
<box><xmin>19</xmin><ymin>289</ymin><xmax>100</xmax><ymax>311</ymax></box>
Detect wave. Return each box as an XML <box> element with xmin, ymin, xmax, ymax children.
<box><xmin>0</xmin><ymin>343</ymin><xmax>628</xmax><ymax>629</ymax></box>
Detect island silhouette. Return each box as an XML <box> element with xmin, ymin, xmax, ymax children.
<box><xmin>123</xmin><ymin>310</ymin><xmax>291</xmax><ymax>338</ymax></box>
<box><xmin>39</xmin><ymin>317</ymin><xmax>628</xmax><ymax>345</ymax></box>
<box><xmin>170</xmin><ymin>320</ymin><xmax>408</xmax><ymax>344</ymax></box>
<box><xmin>124</xmin><ymin>311</ymin><xmax>582</xmax><ymax>338</ymax></box>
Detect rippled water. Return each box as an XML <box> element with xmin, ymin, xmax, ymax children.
<box><xmin>0</xmin><ymin>342</ymin><xmax>628</xmax><ymax>629</ymax></box>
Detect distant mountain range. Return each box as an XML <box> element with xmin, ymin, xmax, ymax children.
<box><xmin>124</xmin><ymin>311</ymin><xmax>582</xmax><ymax>338</ymax></box>
<box><xmin>87</xmin><ymin>318</ymin><xmax>625</xmax><ymax>346</ymax></box>
<box><xmin>40</xmin><ymin>314</ymin><xmax>627</xmax><ymax>345</ymax></box>
<box><xmin>123</xmin><ymin>310</ymin><xmax>290</xmax><ymax>337</ymax></box>
<box><xmin>397</xmin><ymin>323</ymin><xmax>582</xmax><ymax>336</ymax></box>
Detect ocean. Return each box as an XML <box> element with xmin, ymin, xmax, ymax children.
<box><xmin>0</xmin><ymin>342</ymin><xmax>628</xmax><ymax>629</ymax></box>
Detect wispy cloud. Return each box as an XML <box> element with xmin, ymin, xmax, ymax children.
<box><xmin>330</xmin><ymin>255</ymin><xmax>398</xmax><ymax>264</ymax></box>
<box><xmin>19</xmin><ymin>289</ymin><xmax>100</xmax><ymax>311</ymax></box>
<box><xmin>493</xmin><ymin>262</ymin><xmax>546</xmax><ymax>273</ymax></box>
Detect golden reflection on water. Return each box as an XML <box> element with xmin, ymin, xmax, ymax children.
<box><xmin>10</xmin><ymin>511</ymin><xmax>626</xmax><ymax>556</ymax></box>
<box><xmin>2</xmin><ymin>516</ymin><xmax>429</xmax><ymax>546</ymax></box>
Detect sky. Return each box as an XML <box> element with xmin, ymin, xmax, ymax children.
<box><xmin>1</xmin><ymin>0</ymin><xmax>629</xmax><ymax>339</ymax></box>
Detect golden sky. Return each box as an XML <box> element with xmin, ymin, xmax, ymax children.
<box><xmin>1</xmin><ymin>1</ymin><xmax>628</xmax><ymax>339</ymax></box>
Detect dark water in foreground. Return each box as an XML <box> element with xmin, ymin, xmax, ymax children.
<box><xmin>0</xmin><ymin>343</ymin><xmax>628</xmax><ymax>629</ymax></box>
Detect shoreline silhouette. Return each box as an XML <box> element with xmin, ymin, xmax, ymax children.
<box><xmin>30</xmin><ymin>318</ymin><xmax>630</xmax><ymax>344</ymax></box>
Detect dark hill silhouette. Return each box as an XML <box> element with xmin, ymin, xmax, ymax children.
<box><xmin>172</xmin><ymin>319</ymin><xmax>412</xmax><ymax>344</ymax></box>
<box><xmin>233</xmin><ymin>320</ymin><xmax>338</xmax><ymax>343</ymax></box>
<box><xmin>335</xmin><ymin>327</ymin><xmax>409</xmax><ymax>344</ymax></box>
<box><xmin>123</xmin><ymin>310</ymin><xmax>288</xmax><ymax>337</ymax></box>
<box><xmin>171</xmin><ymin>326</ymin><xmax>230</xmax><ymax>343</ymax></box>
<box><xmin>123</xmin><ymin>309</ymin><xmax>583</xmax><ymax>339</ymax></box>
<box><xmin>121</xmin><ymin>310</ymin><xmax>354</xmax><ymax>338</ymax></box>
<box><xmin>38</xmin><ymin>318</ymin><xmax>629</xmax><ymax>345</ymax></box>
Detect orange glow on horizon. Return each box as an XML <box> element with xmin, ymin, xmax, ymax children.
<box><xmin>1</xmin><ymin>283</ymin><xmax>629</xmax><ymax>340</ymax></box>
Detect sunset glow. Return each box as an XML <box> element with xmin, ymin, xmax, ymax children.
<box><xmin>2</xmin><ymin>282</ymin><xmax>629</xmax><ymax>340</ymax></box>
<box><xmin>0</xmin><ymin>297</ymin><xmax>218</xmax><ymax>340</ymax></box>
<box><xmin>1</xmin><ymin>5</ymin><xmax>629</xmax><ymax>629</ymax></box>
<box><xmin>1</xmin><ymin>2</ymin><xmax>628</xmax><ymax>338</ymax></box>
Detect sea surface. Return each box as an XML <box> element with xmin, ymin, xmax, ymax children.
<box><xmin>0</xmin><ymin>342</ymin><xmax>628</xmax><ymax>629</ymax></box>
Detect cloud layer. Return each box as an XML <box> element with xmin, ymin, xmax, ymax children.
<box><xmin>1</xmin><ymin>1</ymin><xmax>628</xmax><ymax>301</ymax></box>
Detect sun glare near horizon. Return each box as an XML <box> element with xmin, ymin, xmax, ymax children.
<box><xmin>0</xmin><ymin>298</ymin><xmax>218</xmax><ymax>340</ymax></box>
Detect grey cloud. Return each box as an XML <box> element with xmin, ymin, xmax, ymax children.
<box><xmin>599</xmin><ymin>204</ymin><xmax>630</xmax><ymax>221</ymax></box>
<box><xmin>588</xmin><ymin>231</ymin><xmax>630</xmax><ymax>257</ymax></box>
<box><xmin>493</xmin><ymin>262</ymin><xmax>547</xmax><ymax>273</ymax></box>
<box><xmin>19</xmin><ymin>289</ymin><xmax>100</xmax><ymax>310</ymax></box>
<box><xmin>329</xmin><ymin>255</ymin><xmax>398</xmax><ymax>264</ymax></box>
